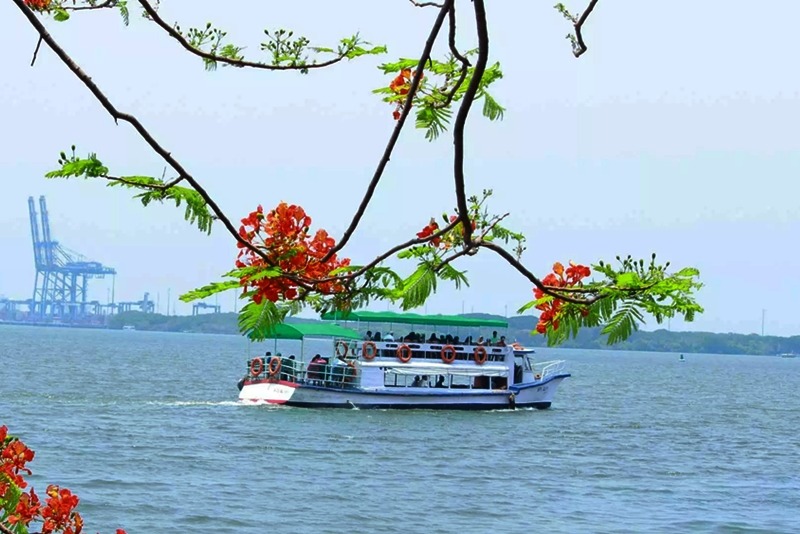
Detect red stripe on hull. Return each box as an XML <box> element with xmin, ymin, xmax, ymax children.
<box><xmin>245</xmin><ymin>379</ymin><xmax>300</xmax><ymax>388</ymax></box>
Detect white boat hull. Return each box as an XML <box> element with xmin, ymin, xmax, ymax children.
<box><xmin>239</xmin><ymin>375</ymin><xmax>569</xmax><ymax>410</ymax></box>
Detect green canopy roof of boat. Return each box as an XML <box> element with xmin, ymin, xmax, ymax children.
<box><xmin>320</xmin><ymin>310</ymin><xmax>508</xmax><ymax>329</ymax></box>
<box><xmin>263</xmin><ymin>322</ymin><xmax>362</xmax><ymax>340</ymax></box>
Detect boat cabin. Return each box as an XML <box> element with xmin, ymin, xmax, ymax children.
<box><xmin>243</xmin><ymin>312</ymin><xmax>565</xmax><ymax>393</ymax></box>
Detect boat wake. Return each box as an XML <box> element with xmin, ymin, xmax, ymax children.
<box><xmin>146</xmin><ymin>400</ymin><xmax>243</xmax><ymax>407</ymax></box>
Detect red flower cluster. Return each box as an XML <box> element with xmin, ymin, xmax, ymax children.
<box><xmin>23</xmin><ymin>0</ymin><xmax>50</xmax><ymax>9</ymax></box>
<box><xmin>39</xmin><ymin>485</ymin><xmax>83</xmax><ymax>534</ymax></box>
<box><xmin>236</xmin><ymin>202</ymin><xmax>351</xmax><ymax>302</ymax></box>
<box><xmin>533</xmin><ymin>261</ymin><xmax>591</xmax><ymax>334</ymax></box>
<box><xmin>416</xmin><ymin>218</ymin><xmax>441</xmax><ymax>247</ymax></box>
<box><xmin>388</xmin><ymin>68</ymin><xmax>422</xmax><ymax>120</ymax></box>
<box><xmin>1</xmin><ymin>425</ymin><xmax>126</xmax><ymax>534</ymax></box>
<box><xmin>416</xmin><ymin>215</ymin><xmax>477</xmax><ymax>250</ymax></box>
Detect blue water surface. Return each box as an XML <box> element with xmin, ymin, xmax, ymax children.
<box><xmin>1</xmin><ymin>325</ymin><xmax>798</xmax><ymax>533</ymax></box>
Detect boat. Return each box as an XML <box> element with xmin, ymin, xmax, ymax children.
<box><xmin>122</xmin><ymin>325</ymin><xmax>136</xmax><ymax>331</ymax></box>
<box><xmin>679</xmin><ymin>354</ymin><xmax>685</xmax><ymax>362</ymax></box>
<box><xmin>237</xmin><ymin>311</ymin><xmax>570</xmax><ymax>410</ymax></box>
<box><xmin>779</xmin><ymin>352</ymin><xmax>797</xmax><ymax>358</ymax></box>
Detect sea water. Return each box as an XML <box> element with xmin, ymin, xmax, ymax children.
<box><xmin>1</xmin><ymin>325</ymin><xmax>798</xmax><ymax>533</ymax></box>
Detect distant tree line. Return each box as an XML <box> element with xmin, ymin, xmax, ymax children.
<box><xmin>109</xmin><ymin>311</ymin><xmax>798</xmax><ymax>356</ymax></box>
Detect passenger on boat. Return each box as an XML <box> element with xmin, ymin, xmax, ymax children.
<box><xmin>435</xmin><ymin>375</ymin><xmax>446</xmax><ymax>388</ymax></box>
<box><xmin>427</xmin><ymin>333</ymin><xmax>438</xmax><ymax>343</ymax></box>
<box><xmin>477</xmin><ymin>336</ymin><xmax>485</xmax><ymax>346</ymax></box>
<box><xmin>281</xmin><ymin>355</ymin><xmax>296</xmax><ymax>382</ymax></box>
<box><xmin>307</xmin><ymin>354</ymin><xmax>327</xmax><ymax>384</ymax></box>
<box><xmin>373</xmin><ymin>331</ymin><xmax>382</xmax><ymax>342</ymax></box>
<box><xmin>364</xmin><ymin>330</ymin><xmax>373</xmax><ymax>341</ymax></box>
<box><xmin>491</xmin><ymin>331</ymin><xmax>499</xmax><ymax>345</ymax></box>
<box><xmin>384</xmin><ymin>332</ymin><xmax>395</xmax><ymax>341</ymax></box>
<box><xmin>411</xmin><ymin>375</ymin><xmax>423</xmax><ymax>387</ymax></box>
<box><xmin>497</xmin><ymin>336</ymin><xmax>507</xmax><ymax>347</ymax></box>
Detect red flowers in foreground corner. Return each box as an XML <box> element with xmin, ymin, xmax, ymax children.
<box><xmin>1</xmin><ymin>425</ymin><xmax>127</xmax><ymax>534</ymax></box>
<box><xmin>236</xmin><ymin>202</ymin><xmax>351</xmax><ymax>302</ymax></box>
<box><xmin>23</xmin><ymin>0</ymin><xmax>50</xmax><ymax>10</ymax></box>
<box><xmin>534</xmin><ymin>261</ymin><xmax>591</xmax><ymax>334</ymax></box>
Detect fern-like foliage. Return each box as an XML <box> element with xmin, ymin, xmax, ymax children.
<box><xmin>518</xmin><ymin>254</ymin><xmax>704</xmax><ymax>346</ymax></box>
<box><xmin>238</xmin><ymin>298</ymin><xmax>290</xmax><ymax>341</ymax></box>
<box><xmin>45</xmin><ymin>147</ymin><xmax>215</xmax><ymax>234</ymax></box>
<box><xmin>374</xmin><ymin>52</ymin><xmax>505</xmax><ymax>140</ymax></box>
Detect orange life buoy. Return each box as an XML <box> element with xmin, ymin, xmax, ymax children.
<box><xmin>250</xmin><ymin>357</ymin><xmax>264</xmax><ymax>377</ymax></box>
<box><xmin>362</xmin><ymin>341</ymin><xmax>377</xmax><ymax>360</ymax></box>
<box><xmin>267</xmin><ymin>355</ymin><xmax>282</xmax><ymax>377</ymax></box>
<box><xmin>396</xmin><ymin>344</ymin><xmax>412</xmax><ymax>363</ymax></box>
<box><xmin>441</xmin><ymin>345</ymin><xmax>457</xmax><ymax>364</ymax></box>
<box><xmin>473</xmin><ymin>346</ymin><xmax>488</xmax><ymax>365</ymax></box>
<box><xmin>336</xmin><ymin>340</ymin><xmax>350</xmax><ymax>358</ymax></box>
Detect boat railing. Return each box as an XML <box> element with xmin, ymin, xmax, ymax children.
<box><xmin>246</xmin><ymin>356</ymin><xmax>359</xmax><ymax>390</ymax></box>
<box><xmin>333</xmin><ymin>338</ymin><xmax>510</xmax><ymax>363</ymax></box>
<box><xmin>533</xmin><ymin>360</ymin><xmax>567</xmax><ymax>380</ymax></box>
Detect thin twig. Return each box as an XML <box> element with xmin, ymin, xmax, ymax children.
<box><xmin>66</xmin><ymin>0</ymin><xmax>118</xmax><ymax>11</ymax></box>
<box><xmin>321</xmin><ymin>0</ymin><xmax>453</xmax><ymax>263</ymax></box>
<box><xmin>30</xmin><ymin>35</ymin><xmax>43</xmax><ymax>66</ymax></box>
<box><xmin>408</xmin><ymin>0</ymin><xmax>444</xmax><ymax>7</ymax></box>
<box><xmin>573</xmin><ymin>0</ymin><xmax>599</xmax><ymax>58</ymax></box>
<box><xmin>138</xmin><ymin>0</ymin><xmax>353</xmax><ymax>71</ymax></box>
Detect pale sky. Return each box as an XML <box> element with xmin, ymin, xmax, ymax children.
<box><xmin>1</xmin><ymin>1</ymin><xmax>798</xmax><ymax>336</ymax></box>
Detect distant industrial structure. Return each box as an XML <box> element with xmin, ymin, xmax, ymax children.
<box><xmin>0</xmin><ymin>196</ymin><xmax>174</xmax><ymax>327</ymax></box>
<box><xmin>192</xmin><ymin>302</ymin><xmax>221</xmax><ymax>315</ymax></box>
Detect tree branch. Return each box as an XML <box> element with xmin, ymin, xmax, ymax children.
<box><xmin>12</xmin><ymin>0</ymin><xmax>267</xmax><ymax>262</ymax></box>
<box><xmin>311</xmin><ymin>219</ymin><xmax>461</xmax><ymax>285</ymax></box>
<box><xmin>573</xmin><ymin>0</ymin><xmax>599</xmax><ymax>58</ymax></box>
<box><xmin>477</xmin><ymin>241</ymin><xmax>601</xmax><ymax>305</ymax></box>
<box><xmin>321</xmin><ymin>0</ymin><xmax>453</xmax><ymax>262</ymax></box>
<box><xmin>102</xmin><ymin>174</ymin><xmax>184</xmax><ymax>189</ymax></box>
<box><xmin>137</xmin><ymin>0</ymin><xmax>355</xmax><ymax>71</ymax></box>
<box><xmin>433</xmin><ymin>3</ymin><xmax>469</xmax><ymax>110</ymax></box>
<box><xmin>452</xmin><ymin>0</ymin><xmax>489</xmax><ymax>243</ymax></box>
<box><xmin>30</xmin><ymin>35</ymin><xmax>42</xmax><ymax>66</ymax></box>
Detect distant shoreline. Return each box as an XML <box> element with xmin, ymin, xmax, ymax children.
<box><xmin>2</xmin><ymin>311</ymin><xmax>798</xmax><ymax>357</ymax></box>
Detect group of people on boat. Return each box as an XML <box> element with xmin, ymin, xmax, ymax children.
<box><xmin>364</xmin><ymin>329</ymin><xmax>508</xmax><ymax>347</ymax></box>
<box><xmin>411</xmin><ymin>375</ymin><xmax>447</xmax><ymax>388</ymax></box>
